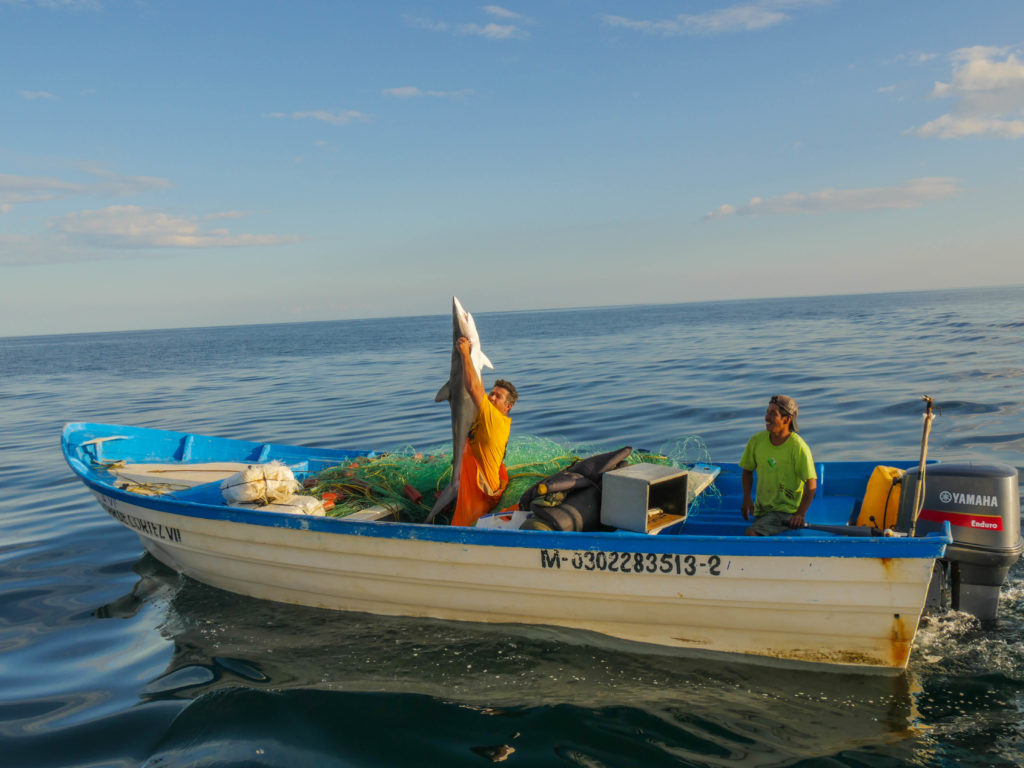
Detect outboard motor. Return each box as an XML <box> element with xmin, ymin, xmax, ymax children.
<box><xmin>897</xmin><ymin>463</ymin><xmax>1022</xmax><ymax>621</ymax></box>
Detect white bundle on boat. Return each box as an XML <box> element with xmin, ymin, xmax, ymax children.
<box><xmin>232</xmin><ymin>494</ymin><xmax>328</xmax><ymax>516</ymax></box>
<box><xmin>220</xmin><ymin>461</ymin><xmax>301</xmax><ymax>505</ymax></box>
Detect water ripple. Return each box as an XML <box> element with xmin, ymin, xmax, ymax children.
<box><xmin>3</xmin><ymin>286</ymin><xmax>1024</xmax><ymax>767</ymax></box>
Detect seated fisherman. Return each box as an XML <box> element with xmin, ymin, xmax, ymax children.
<box><xmin>451</xmin><ymin>335</ymin><xmax>518</xmax><ymax>527</ymax></box>
<box><xmin>739</xmin><ymin>395</ymin><xmax>817</xmax><ymax>536</ymax></box>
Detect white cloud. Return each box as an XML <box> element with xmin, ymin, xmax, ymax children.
<box><xmin>0</xmin><ymin>175</ymin><xmax>79</xmax><ymax>212</ymax></box>
<box><xmin>602</xmin><ymin>0</ymin><xmax>830</xmax><ymax>36</ymax></box>
<box><xmin>74</xmin><ymin>162</ymin><xmax>173</xmax><ymax>196</ymax></box>
<box><xmin>265</xmin><ymin>109</ymin><xmax>370</xmax><ymax>126</ymax></box>
<box><xmin>915</xmin><ymin>114</ymin><xmax>1024</xmax><ymax>139</ymax></box>
<box><xmin>404</xmin><ymin>15</ymin><xmax>450</xmax><ymax>32</ymax></box>
<box><xmin>913</xmin><ymin>46</ymin><xmax>1024</xmax><ymax>139</ymax></box>
<box><xmin>456</xmin><ymin>22</ymin><xmax>524</xmax><ymax>39</ymax></box>
<box><xmin>406</xmin><ymin>8</ymin><xmax>528</xmax><ymax>39</ymax></box>
<box><xmin>382</xmin><ymin>86</ymin><xmax>475</xmax><ymax>99</ymax></box>
<box><xmin>483</xmin><ymin>6</ymin><xmax>522</xmax><ymax>20</ymax></box>
<box><xmin>19</xmin><ymin>90</ymin><xmax>56</xmax><ymax>100</ymax></box>
<box><xmin>704</xmin><ymin>177</ymin><xmax>959</xmax><ymax>220</ymax></box>
<box><xmin>888</xmin><ymin>51</ymin><xmax>939</xmax><ymax>66</ymax></box>
<box><xmin>428</xmin><ymin>88</ymin><xmax>475</xmax><ymax>98</ymax></box>
<box><xmin>876</xmin><ymin>83</ymin><xmax>905</xmax><ymax>103</ymax></box>
<box><xmin>47</xmin><ymin>205</ymin><xmax>300</xmax><ymax>249</ymax></box>
<box><xmin>0</xmin><ymin>168</ymin><xmax>171</xmax><ymax>212</ymax></box>
<box><xmin>383</xmin><ymin>86</ymin><xmax>422</xmax><ymax>98</ymax></box>
<box><xmin>2</xmin><ymin>0</ymin><xmax>100</xmax><ymax>10</ymax></box>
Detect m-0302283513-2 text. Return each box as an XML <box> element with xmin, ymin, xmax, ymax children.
<box><xmin>540</xmin><ymin>549</ymin><xmax>724</xmax><ymax>576</ymax></box>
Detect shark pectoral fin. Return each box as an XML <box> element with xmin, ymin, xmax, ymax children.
<box><xmin>479</xmin><ymin>353</ymin><xmax>494</xmax><ymax>371</ymax></box>
<box><xmin>434</xmin><ymin>382</ymin><xmax>451</xmax><ymax>403</ymax></box>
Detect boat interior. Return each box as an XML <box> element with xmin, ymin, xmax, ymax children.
<box><xmin>71</xmin><ymin>426</ymin><xmax>925</xmax><ymax>537</ymax></box>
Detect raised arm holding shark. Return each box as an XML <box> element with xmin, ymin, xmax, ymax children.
<box><xmin>425</xmin><ymin>297</ymin><xmax>518</xmax><ymax>526</ymax></box>
<box><xmin>449</xmin><ymin>335</ymin><xmax>518</xmax><ymax>526</ymax></box>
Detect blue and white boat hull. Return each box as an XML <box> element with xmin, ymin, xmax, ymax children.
<box><xmin>63</xmin><ymin>422</ymin><xmax>950</xmax><ymax>672</ymax></box>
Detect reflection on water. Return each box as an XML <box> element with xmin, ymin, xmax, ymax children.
<box><xmin>7</xmin><ymin>287</ymin><xmax>1024</xmax><ymax>767</ymax></box>
<box><xmin>100</xmin><ymin>555</ymin><xmax>931</xmax><ymax>767</ymax></box>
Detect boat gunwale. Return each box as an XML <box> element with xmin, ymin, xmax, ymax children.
<box><xmin>63</xmin><ymin>422</ymin><xmax>952</xmax><ymax>560</ymax></box>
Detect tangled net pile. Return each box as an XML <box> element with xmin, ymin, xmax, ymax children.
<box><xmin>303</xmin><ymin>435</ymin><xmax>716</xmax><ymax>524</ymax></box>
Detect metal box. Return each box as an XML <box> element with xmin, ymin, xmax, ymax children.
<box><xmin>600</xmin><ymin>463</ymin><xmax>689</xmax><ymax>534</ymax></box>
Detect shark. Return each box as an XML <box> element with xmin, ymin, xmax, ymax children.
<box><xmin>425</xmin><ymin>296</ymin><xmax>494</xmax><ymax>523</ymax></box>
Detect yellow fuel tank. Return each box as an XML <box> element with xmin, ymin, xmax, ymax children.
<box><xmin>857</xmin><ymin>465</ymin><xmax>904</xmax><ymax>530</ymax></box>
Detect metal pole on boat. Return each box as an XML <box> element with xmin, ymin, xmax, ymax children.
<box><xmin>909</xmin><ymin>395</ymin><xmax>936</xmax><ymax>537</ymax></box>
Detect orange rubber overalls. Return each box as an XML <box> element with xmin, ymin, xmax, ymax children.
<box><xmin>451</xmin><ymin>397</ymin><xmax>510</xmax><ymax>527</ymax></box>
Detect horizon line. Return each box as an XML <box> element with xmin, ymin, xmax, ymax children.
<box><xmin>4</xmin><ymin>282</ymin><xmax>1021</xmax><ymax>342</ymax></box>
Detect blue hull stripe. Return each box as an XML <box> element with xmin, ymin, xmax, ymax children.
<box><xmin>65</xmin><ymin>422</ymin><xmax>950</xmax><ymax>560</ymax></box>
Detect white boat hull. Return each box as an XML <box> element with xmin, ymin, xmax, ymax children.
<box><xmin>94</xmin><ymin>488</ymin><xmax>933</xmax><ymax>671</ymax></box>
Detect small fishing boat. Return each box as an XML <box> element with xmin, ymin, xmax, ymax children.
<box><xmin>62</xmin><ymin>421</ymin><xmax>1021</xmax><ymax>673</ymax></box>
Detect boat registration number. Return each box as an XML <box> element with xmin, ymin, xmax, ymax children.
<box><xmin>540</xmin><ymin>549</ymin><xmax>723</xmax><ymax>576</ymax></box>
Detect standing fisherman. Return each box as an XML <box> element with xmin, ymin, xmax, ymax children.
<box><xmin>450</xmin><ymin>335</ymin><xmax>518</xmax><ymax>526</ymax></box>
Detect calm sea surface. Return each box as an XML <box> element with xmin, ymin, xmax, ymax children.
<box><xmin>2</xmin><ymin>287</ymin><xmax>1023</xmax><ymax>767</ymax></box>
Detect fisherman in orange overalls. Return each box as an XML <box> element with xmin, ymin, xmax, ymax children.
<box><xmin>450</xmin><ymin>335</ymin><xmax>518</xmax><ymax>527</ymax></box>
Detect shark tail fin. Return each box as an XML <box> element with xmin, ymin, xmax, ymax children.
<box><xmin>425</xmin><ymin>481</ymin><xmax>458</xmax><ymax>524</ymax></box>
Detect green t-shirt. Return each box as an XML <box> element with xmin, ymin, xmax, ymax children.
<box><xmin>738</xmin><ymin>431</ymin><xmax>816</xmax><ymax>516</ymax></box>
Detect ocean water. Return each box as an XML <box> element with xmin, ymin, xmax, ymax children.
<box><xmin>2</xmin><ymin>286</ymin><xmax>1023</xmax><ymax>767</ymax></box>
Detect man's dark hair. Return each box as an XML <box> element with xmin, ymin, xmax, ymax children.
<box><xmin>494</xmin><ymin>379</ymin><xmax>518</xmax><ymax>406</ymax></box>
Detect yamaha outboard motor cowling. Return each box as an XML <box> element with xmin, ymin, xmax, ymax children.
<box><xmin>898</xmin><ymin>463</ymin><xmax>1022</xmax><ymax>621</ymax></box>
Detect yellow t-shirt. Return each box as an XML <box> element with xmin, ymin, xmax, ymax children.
<box><xmin>468</xmin><ymin>397</ymin><xmax>511</xmax><ymax>494</ymax></box>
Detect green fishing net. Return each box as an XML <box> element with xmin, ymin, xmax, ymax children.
<box><xmin>303</xmin><ymin>435</ymin><xmax>715</xmax><ymax>524</ymax></box>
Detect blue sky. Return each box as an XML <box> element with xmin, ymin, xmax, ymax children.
<box><xmin>2</xmin><ymin>1</ymin><xmax>1023</xmax><ymax>336</ymax></box>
